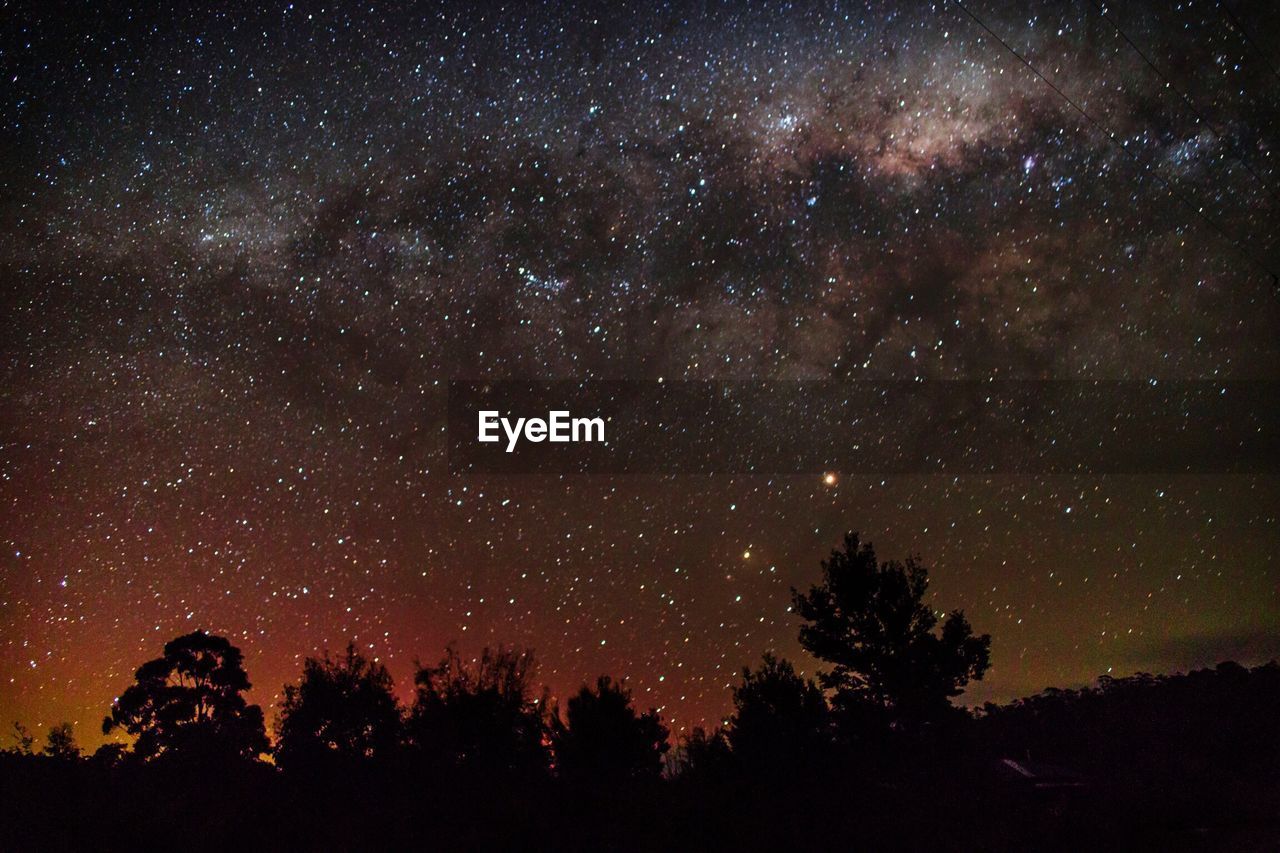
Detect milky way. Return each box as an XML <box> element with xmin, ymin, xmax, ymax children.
<box><xmin>2</xmin><ymin>0</ymin><xmax>1278</xmax><ymax>746</ymax></box>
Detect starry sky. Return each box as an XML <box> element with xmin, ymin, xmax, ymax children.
<box><xmin>2</xmin><ymin>0</ymin><xmax>1278</xmax><ymax>749</ymax></box>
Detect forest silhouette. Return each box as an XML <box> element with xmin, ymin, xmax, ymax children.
<box><xmin>2</xmin><ymin>533</ymin><xmax>1277</xmax><ymax>851</ymax></box>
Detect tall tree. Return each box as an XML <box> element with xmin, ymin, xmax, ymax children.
<box><xmin>275</xmin><ymin>643</ymin><xmax>403</xmax><ymax>771</ymax></box>
<box><xmin>728</xmin><ymin>654</ymin><xmax>830</xmax><ymax>767</ymax></box>
<box><xmin>102</xmin><ymin>631</ymin><xmax>269</xmax><ymax>762</ymax></box>
<box><xmin>552</xmin><ymin>676</ymin><xmax>668</xmax><ymax>781</ymax></box>
<box><xmin>408</xmin><ymin>645</ymin><xmax>549</xmax><ymax>774</ymax></box>
<box><xmin>792</xmin><ymin>533</ymin><xmax>990</xmax><ymax>730</ymax></box>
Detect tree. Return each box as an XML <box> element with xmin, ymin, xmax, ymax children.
<box><xmin>9</xmin><ymin>722</ymin><xmax>34</xmax><ymax>755</ymax></box>
<box><xmin>275</xmin><ymin>643</ymin><xmax>403</xmax><ymax>771</ymax></box>
<box><xmin>792</xmin><ymin>533</ymin><xmax>990</xmax><ymax>731</ymax></box>
<box><xmin>728</xmin><ymin>654</ymin><xmax>830</xmax><ymax>768</ymax></box>
<box><xmin>102</xmin><ymin>631</ymin><xmax>269</xmax><ymax>762</ymax></box>
<box><xmin>43</xmin><ymin>723</ymin><xmax>79</xmax><ymax>760</ymax></box>
<box><xmin>90</xmin><ymin>742</ymin><xmax>129</xmax><ymax>768</ymax></box>
<box><xmin>676</xmin><ymin>726</ymin><xmax>732</xmax><ymax>778</ymax></box>
<box><xmin>552</xmin><ymin>676</ymin><xmax>668</xmax><ymax>781</ymax></box>
<box><xmin>408</xmin><ymin>645</ymin><xmax>549</xmax><ymax>774</ymax></box>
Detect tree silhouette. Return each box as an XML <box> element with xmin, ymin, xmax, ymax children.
<box><xmin>275</xmin><ymin>643</ymin><xmax>403</xmax><ymax>771</ymax></box>
<box><xmin>2</xmin><ymin>600</ymin><xmax>1277</xmax><ymax>850</ymax></box>
<box><xmin>42</xmin><ymin>723</ymin><xmax>79</xmax><ymax>760</ymax></box>
<box><xmin>977</xmin><ymin>661</ymin><xmax>1280</xmax><ymax>783</ymax></box>
<box><xmin>677</xmin><ymin>725</ymin><xmax>732</xmax><ymax>778</ymax></box>
<box><xmin>102</xmin><ymin>631</ymin><xmax>269</xmax><ymax>762</ymax></box>
<box><xmin>552</xmin><ymin>676</ymin><xmax>668</xmax><ymax>781</ymax></box>
<box><xmin>9</xmin><ymin>722</ymin><xmax>34</xmax><ymax>755</ymax></box>
<box><xmin>408</xmin><ymin>645</ymin><xmax>549</xmax><ymax>774</ymax></box>
<box><xmin>728</xmin><ymin>654</ymin><xmax>830</xmax><ymax>768</ymax></box>
<box><xmin>792</xmin><ymin>533</ymin><xmax>990</xmax><ymax>731</ymax></box>
<box><xmin>89</xmin><ymin>742</ymin><xmax>128</xmax><ymax>768</ymax></box>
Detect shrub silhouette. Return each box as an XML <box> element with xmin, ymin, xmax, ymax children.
<box><xmin>552</xmin><ymin>675</ymin><xmax>668</xmax><ymax>781</ymax></box>
<box><xmin>102</xmin><ymin>630</ymin><xmax>269</xmax><ymax>762</ymax></box>
<box><xmin>793</xmin><ymin>532</ymin><xmax>990</xmax><ymax>732</ymax></box>
<box><xmin>408</xmin><ymin>645</ymin><xmax>549</xmax><ymax>775</ymax></box>
<box><xmin>275</xmin><ymin>643</ymin><xmax>403</xmax><ymax>771</ymax></box>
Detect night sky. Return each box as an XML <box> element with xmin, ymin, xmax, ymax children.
<box><xmin>2</xmin><ymin>0</ymin><xmax>1278</xmax><ymax>749</ymax></box>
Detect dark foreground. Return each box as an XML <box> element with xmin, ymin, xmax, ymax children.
<box><xmin>2</xmin><ymin>752</ymin><xmax>1278</xmax><ymax>852</ymax></box>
